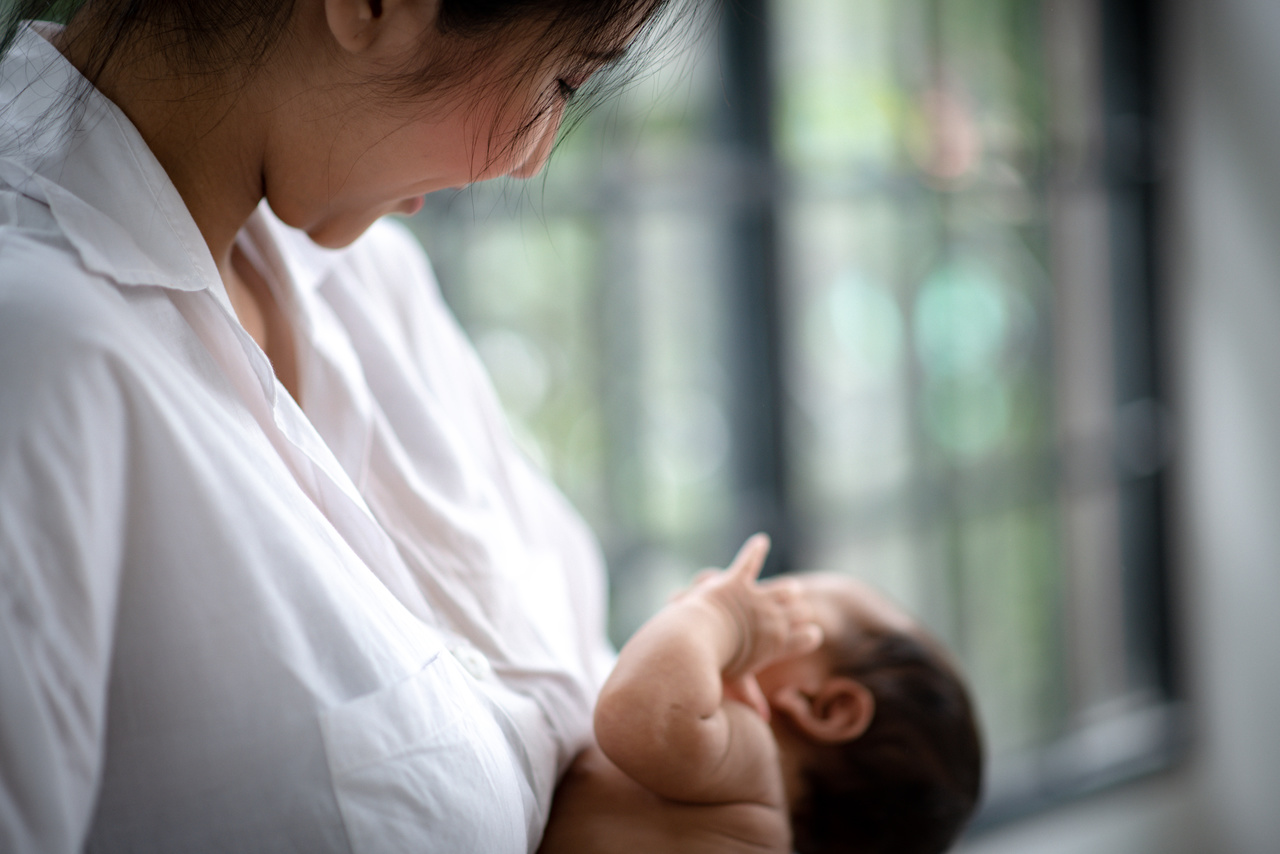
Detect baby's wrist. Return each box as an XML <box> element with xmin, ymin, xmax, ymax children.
<box><xmin>683</xmin><ymin>587</ymin><xmax>751</xmax><ymax>675</ymax></box>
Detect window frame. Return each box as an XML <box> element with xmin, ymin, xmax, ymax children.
<box><xmin>712</xmin><ymin>0</ymin><xmax>1184</xmax><ymax>830</ymax></box>
<box><xmin>413</xmin><ymin>0</ymin><xmax>1183</xmax><ymax>829</ymax></box>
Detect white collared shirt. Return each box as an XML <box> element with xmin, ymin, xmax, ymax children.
<box><xmin>0</xmin><ymin>24</ymin><xmax>613</xmax><ymax>854</ymax></box>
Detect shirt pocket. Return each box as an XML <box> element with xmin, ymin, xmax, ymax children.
<box><xmin>320</xmin><ymin>653</ymin><xmax>531</xmax><ymax>854</ymax></box>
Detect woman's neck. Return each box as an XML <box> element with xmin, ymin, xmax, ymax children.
<box><xmin>52</xmin><ymin>13</ymin><xmax>276</xmax><ymax>284</ymax></box>
<box><xmin>50</xmin><ymin>9</ymin><xmax>312</xmax><ymax>392</ymax></box>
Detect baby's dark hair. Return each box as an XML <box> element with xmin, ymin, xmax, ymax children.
<box><xmin>791</xmin><ymin>627</ymin><xmax>983</xmax><ymax>854</ymax></box>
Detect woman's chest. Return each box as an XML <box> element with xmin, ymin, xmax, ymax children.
<box><xmin>539</xmin><ymin>748</ymin><xmax>792</xmax><ymax>854</ymax></box>
<box><xmin>86</xmin><ymin>290</ymin><xmax>534</xmax><ymax>853</ymax></box>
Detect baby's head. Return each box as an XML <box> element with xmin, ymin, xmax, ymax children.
<box><xmin>756</xmin><ymin>574</ymin><xmax>982</xmax><ymax>854</ymax></box>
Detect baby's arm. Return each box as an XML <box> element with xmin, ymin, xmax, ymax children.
<box><xmin>594</xmin><ymin>535</ymin><xmax>822</xmax><ymax>806</ymax></box>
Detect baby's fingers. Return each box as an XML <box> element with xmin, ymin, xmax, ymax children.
<box><xmin>782</xmin><ymin>621</ymin><xmax>824</xmax><ymax>659</ymax></box>
<box><xmin>758</xmin><ymin>578</ymin><xmax>822</xmax><ymax>659</ymax></box>
<box><xmin>726</xmin><ymin>533</ymin><xmax>771</xmax><ymax>583</ymax></box>
<box><xmin>761</xmin><ymin>576</ymin><xmax>816</xmax><ymax>622</ymax></box>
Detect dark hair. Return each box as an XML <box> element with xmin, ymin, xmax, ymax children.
<box><xmin>1</xmin><ymin>0</ymin><xmax>679</xmax><ymax>75</ymax></box>
<box><xmin>0</xmin><ymin>0</ymin><xmax>700</xmax><ymax>167</ymax></box>
<box><xmin>791</xmin><ymin>629</ymin><xmax>984</xmax><ymax>854</ymax></box>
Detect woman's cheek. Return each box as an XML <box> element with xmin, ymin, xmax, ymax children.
<box><xmin>510</xmin><ymin>106</ymin><xmax>563</xmax><ymax>179</ymax></box>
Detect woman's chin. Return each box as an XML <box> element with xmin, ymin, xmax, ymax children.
<box><xmin>276</xmin><ymin>197</ymin><xmax>424</xmax><ymax>249</ymax></box>
<box><xmin>302</xmin><ymin>208</ymin><xmax>393</xmax><ymax>249</ymax></box>
<box><xmin>304</xmin><ymin>221</ymin><xmax>370</xmax><ymax>250</ymax></box>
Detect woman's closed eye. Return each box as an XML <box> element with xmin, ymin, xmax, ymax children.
<box><xmin>556</xmin><ymin>63</ymin><xmax>602</xmax><ymax>103</ymax></box>
<box><xmin>556</xmin><ymin>78</ymin><xmax>580</xmax><ymax>101</ymax></box>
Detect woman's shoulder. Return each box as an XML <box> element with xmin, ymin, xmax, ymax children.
<box><xmin>0</xmin><ymin>227</ymin><xmax>133</xmax><ymax>358</ymax></box>
<box><xmin>0</xmin><ymin>225</ymin><xmax>179</xmax><ymax>442</ymax></box>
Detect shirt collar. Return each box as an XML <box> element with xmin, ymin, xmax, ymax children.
<box><xmin>0</xmin><ymin>23</ymin><xmax>223</xmax><ymax>294</ymax></box>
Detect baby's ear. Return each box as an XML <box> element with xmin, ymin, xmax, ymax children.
<box><xmin>771</xmin><ymin>677</ymin><xmax>875</xmax><ymax>744</ymax></box>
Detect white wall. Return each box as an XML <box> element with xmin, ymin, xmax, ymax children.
<box><xmin>957</xmin><ymin>0</ymin><xmax>1280</xmax><ymax>851</ymax></box>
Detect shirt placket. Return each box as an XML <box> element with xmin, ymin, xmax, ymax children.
<box><xmin>170</xmin><ymin>281</ymin><xmax>440</xmax><ymax>632</ymax></box>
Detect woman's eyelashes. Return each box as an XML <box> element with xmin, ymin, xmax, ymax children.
<box><xmin>556</xmin><ymin>65</ymin><xmax>599</xmax><ymax>102</ymax></box>
<box><xmin>556</xmin><ymin>78</ymin><xmax>580</xmax><ymax>101</ymax></box>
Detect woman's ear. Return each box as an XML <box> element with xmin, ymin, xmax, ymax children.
<box><xmin>771</xmin><ymin>677</ymin><xmax>875</xmax><ymax>744</ymax></box>
<box><xmin>324</xmin><ymin>0</ymin><xmax>440</xmax><ymax>56</ymax></box>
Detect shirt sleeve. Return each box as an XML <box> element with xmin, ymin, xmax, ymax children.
<box><xmin>0</xmin><ymin>309</ymin><xmax>131</xmax><ymax>853</ymax></box>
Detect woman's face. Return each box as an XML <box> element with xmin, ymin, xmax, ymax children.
<box><xmin>264</xmin><ymin>4</ymin><xmax>612</xmax><ymax>247</ymax></box>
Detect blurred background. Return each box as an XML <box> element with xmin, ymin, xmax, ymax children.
<box><xmin>406</xmin><ymin>0</ymin><xmax>1280</xmax><ymax>850</ymax></box>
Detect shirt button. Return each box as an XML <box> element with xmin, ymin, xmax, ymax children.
<box><xmin>450</xmin><ymin>645</ymin><xmax>493</xmax><ymax>682</ymax></box>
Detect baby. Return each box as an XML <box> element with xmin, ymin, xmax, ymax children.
<box><xmin>538</xmin><ymin>534</ymin><xmax>983</xmax><ymax>854</ymax></box>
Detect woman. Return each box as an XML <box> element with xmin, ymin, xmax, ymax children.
<box><xmin>0</xmin><ymin>0</ymin><xmax>683</xmax><ymax>851</ymax></box>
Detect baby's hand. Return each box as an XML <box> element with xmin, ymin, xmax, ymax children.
<box><xmin>693</xmin><ymin>534</ymin><xmax>824</xmax><ymax>684</ymax></box>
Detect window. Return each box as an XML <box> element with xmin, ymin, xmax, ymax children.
<box><xmin>405</xmin><ymin>0</ymin><xmax>1178</xmax><ymax>823</ymax></box>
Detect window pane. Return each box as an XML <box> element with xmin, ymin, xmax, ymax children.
<box><xmin>407</xmin><ymin>25</ymin><xmax>737</xmax><ymax>645</ymax></box>
<box><xmin>408</xmin><ymin>0</ymin><xmax>1173</xmax><ymax>820</ymax></box>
